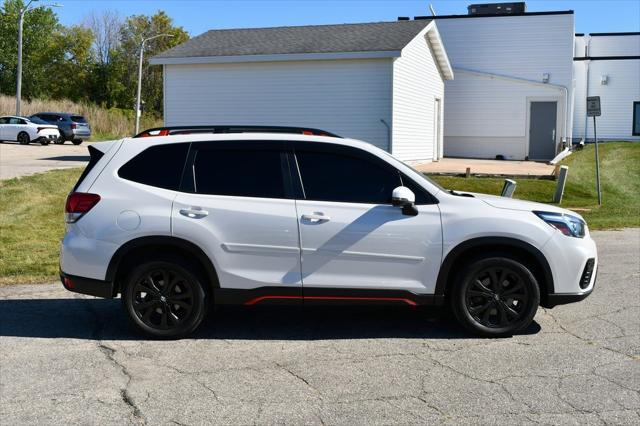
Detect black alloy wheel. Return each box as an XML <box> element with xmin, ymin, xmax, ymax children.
<box><xmin>17</xmin><ymin>132</ymin><xmax>30</xmax><ymax>145</ymax></box>
<box><xmin>123</xmin><ymin>261</ymin><xmax>207</xmax><ymax>338</ymax></box>
<box><xmin>452</xmin><ymin>256</ymin><xmax>540</xmax><ymax>337</ymax></box>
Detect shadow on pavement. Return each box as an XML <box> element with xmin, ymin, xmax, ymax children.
<box><xmin>0</xmin><ymin>298</ymin><xmax>541</xmax><ymax>341</ymax></box>
<box><xmin>40</xmin><ymin>155</ymin><xmax>90</xmax><ymax>161</ymax></box>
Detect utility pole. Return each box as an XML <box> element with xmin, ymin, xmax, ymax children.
<box><xmin>135</xmin><ymin>33</ymin><xmax>173</xmax><ymax>135</ymax></box>
<box><xmin>15</xmin><ymin>0</ymin><xmax>62</xmax><ymax>116</ymax></box>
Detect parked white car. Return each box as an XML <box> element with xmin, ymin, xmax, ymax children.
<box><xmin>0</xmin><ymin>115</ymin><xmax>60</xmax><ymax>145</ymax></box>
<box><xmin>60</xmin><ymin>126</ymin><xmax>597</xmax><ymax>338</ymax></box>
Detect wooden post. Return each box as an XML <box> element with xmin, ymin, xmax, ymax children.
<box><xmin>465</xmin><ymin>167</ymin><xmax>471</xmax><ymax>178</ymax></box>
<box><xmin>553</xmin><ymin>165</ymin><xmax>569</xmax><ymax>204</ymax></box>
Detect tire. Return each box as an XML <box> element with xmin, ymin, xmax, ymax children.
<box><xmin>54</xmin><ymin>137</ymin><xmax>65</xmax><ymax>145</ymax></box>
<box><xmin>39</xmin><ymin>138</ymin><xmax>49</xmax><ymax>146</ymax></box>
<box><xmin>72</xmin><ymin>139</ymin><xmax>83</xmax><ymax>145</ymax></box>
<box><xmin>122</xmin><ymin>260</ymin><xmax>208</xmax><ymax>339</ymax></box>
<box><xmin>450</xmin><ymin>256</ymin><xmax>540</xmax><ymax>337</ymax></box>
<box><xmin>17</xmin><ymin>132</ymin><xmax>30</xmax><ymax>145</ymax></box>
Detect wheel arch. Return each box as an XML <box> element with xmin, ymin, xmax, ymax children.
<box><xmin>106</xmin><ymin>236</ymin><xmax>220</xmax><ymax>297</ymax></box>
<box><xmin>435</xmin><ymin>237</ymin><xmax>554</xmax><ymax>304</ymax></box>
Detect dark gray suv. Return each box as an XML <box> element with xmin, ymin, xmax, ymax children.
<box><xmin>30</xmin><ymin>112</ymin><xmax>91</xmax><ymax>145</ymax></box>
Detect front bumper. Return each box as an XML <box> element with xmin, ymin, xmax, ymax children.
<box><xmin>60</xmin><ymin>272</ymin><xmax>115</xmax><ymax>299</ymax></box>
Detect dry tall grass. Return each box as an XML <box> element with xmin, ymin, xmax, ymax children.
<box><xmin>0</xmin><ymin>95</ymin><xmax>162</xmax><ymax>139</ymax></box>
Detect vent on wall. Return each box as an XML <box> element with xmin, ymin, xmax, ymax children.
<box><xmin>467</xmin><ymin>2</ymin><xmax>526</xmax><ymax>15</ymax></box>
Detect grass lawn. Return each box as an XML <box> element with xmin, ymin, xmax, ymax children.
<box><xmin>429</xmin><ymin>142</ymin><xmax>640</xmax><ymax>229</ymax></box>
<box><xmin>0</xmin><ymin>142</ymin><xmax>637</xmax><ymax>285</ymax></box>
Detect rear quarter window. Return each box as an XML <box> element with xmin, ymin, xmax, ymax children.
<box><xmin>118</xmin><ymin>143</ymin><xmax>190</xmax><ymax>190</ymax></box>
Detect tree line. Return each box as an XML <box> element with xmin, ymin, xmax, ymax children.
<box><xmin>0</xmin><ymin>0</ymin><xmax>188</xmax><ymax>115</ymax></box>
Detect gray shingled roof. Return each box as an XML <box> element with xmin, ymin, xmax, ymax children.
<box><xmin>153</xmin><ymin>20</ymin><xmax>432</xmax><ymax>59</ymax></box>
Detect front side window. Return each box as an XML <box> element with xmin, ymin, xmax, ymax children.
<box><xmin>633</xmin><ymin>102</ymin><xmax>640</xmax><ymax>136</ymax></box>
<box><xmin>295</xmin><ymin>150</ymin><xmax>401</xmax><ymax>204</ymax></box>
<box><xmin>118</xmin><ymin>143</ymin><xmax>190</xmax><ymax>190</ymax></box>
<box><xmin>193</xmin><ymin>148</ymin><xmax>286</xmax><ymax>199</ymax></box>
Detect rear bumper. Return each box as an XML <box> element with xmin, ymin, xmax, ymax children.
<box><xmin>60</xmin><ymin>272</ymin><xmax>114</xmax><ymax>299</ymax></box>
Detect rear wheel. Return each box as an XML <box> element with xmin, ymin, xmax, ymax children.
<box><xmin>451</xmin><ymin>256</ymin><xmax>540</xmax><ymax>337</ymax></box>
<box><xmin>54</xmin><ymin>137</ymin><xmax>65</xmax><ymax>144</ymax></box>
<box><xmin>72</xmin><ymin>139</ymin><xmax>83</xmax><ymax>145</ymax></box>
<box><xmin>17</xmin><ymin>132</ymin><xmax>30</xmax><ymax>145</ymax></box>
<box><xmin>122</xmin><ymin>260</ymin><xmax>208</xmax><ymax>338</ymax></box>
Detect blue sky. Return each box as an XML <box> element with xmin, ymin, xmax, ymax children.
<box><xmin>54</xmin><ymin>0</ymin><xmax>640</xmax><ymax>36</ymax></box>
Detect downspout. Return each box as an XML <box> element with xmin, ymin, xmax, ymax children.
<box><xmin>583</xmin><ymin>35</ymin><xmax>592</xmax><ymax>142</ymax></box>
<box><xmin>454</xmin><ymin>67</ymin><xmax>570</xmax><ymax>146</ymax></box>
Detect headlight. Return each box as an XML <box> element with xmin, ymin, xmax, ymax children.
<box><xmin>534</xmin><ymin>211</ymin><xmax>586</xmax><ymax>238</ymax></box>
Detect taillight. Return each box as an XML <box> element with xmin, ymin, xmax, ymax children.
<box><xmin>65</xmin><ymin>192</ymin><xmax>100</xmax><ymax>223</ymax></box>
<box><xmin>71</xmin><ymin>123</ymin><xmax>77</xmax><ymax>130</ymax></box>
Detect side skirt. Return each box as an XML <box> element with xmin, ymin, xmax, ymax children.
<box><xmin>214</xmin><ymin>287</ymin><xmax>444</xmax><ymax>307</ymax></box>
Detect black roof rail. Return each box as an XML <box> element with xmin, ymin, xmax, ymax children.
<box><xmin>133</xmin><ymin>125</ymin><xmax>341</xmax><ymax>138</ymax></box>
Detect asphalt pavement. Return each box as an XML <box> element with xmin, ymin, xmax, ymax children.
<box><xmin>0</xmin><ymin>142</ymin><xmax>89</xmax><ymax>179</ymax></box>
<box><xmin>1</xmin><ymin>229</ymin><xmax>638</xmax><ymax>425</ymax></box>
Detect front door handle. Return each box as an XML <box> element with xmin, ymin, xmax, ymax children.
<box><xmin>179</xmin><ymin>207</ymin><xmax>209</xmax><ymax>219</ymax></box>
<box><xmin>301</xmin><ymin>213</ymin><xmax>330</xmax><ymax>223</ymax></box>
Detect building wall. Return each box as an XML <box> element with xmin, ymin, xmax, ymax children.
<box><xmin>164</xmin><ymin>59</ymin><xmax>393</xmax><ymax>151</ymax></box>
<box><xmin>391</xmin><ymin>27</ymin><xmax>445</xmax><ymax>162</ymax></box>
<box><xmin>573</xmin><ymin>35</ymin><xmax>640</xmax><ymax>141</ymax></box>
<box><xmin>435</xmin><ymin>13</ymin><xmax>575</xmax><ymax>160</ymax></box>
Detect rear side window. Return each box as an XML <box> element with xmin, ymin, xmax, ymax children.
<box><xmin>296</xmin><ymin>150</ymin><xmax>401</xmax><ymax>204</ymax></box>
<box><xmin>71</xmin><ymin>115</ymin><xmax>87</xmax><ymax>123</ymax></box>
<box><xmin>72</xmin><ymin>145</ymin><xmax>104</xmax><ymax>191</ymax></box>
<box><xmin>193</xmin><ymin>148</ymin><xmax>286</xmax><ymax>198</ymax></box>
<box><xmin>118</xmin><ymin>143</ymin><xmax>189</xmax><ymax>190</ymax></box>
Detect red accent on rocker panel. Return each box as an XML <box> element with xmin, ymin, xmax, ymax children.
<box><xmin>243</xmin><ymin>295</ymin><xmax>417</xmax><ymax>306</ymax></box>
<box><xmin>243</xmin><ymin>295</ymin><xmax>303</xmax><ymax>306</ymax></box>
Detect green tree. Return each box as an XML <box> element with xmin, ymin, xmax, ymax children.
<box><xmin>115</xmin><ymin>11</ymin><xmax>188</xmax><ymax>113</ymax></box>
<box><xmin>46</xmin><ymin>25</ymin><xmax>94</xmax><ymax>101</ymax></box>
<box><xmin>0</xmin><ymin>0</ymin><xmax>59</xmax><ymax>100</ymax></box>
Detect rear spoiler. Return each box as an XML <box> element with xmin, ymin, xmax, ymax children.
<box><xmin>134</xmin><ymin>125</ymin><xmax>341</xmax><ymax>138</ymax></box>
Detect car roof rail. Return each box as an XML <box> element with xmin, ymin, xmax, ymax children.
<box><xmin>133</xmin><ymin>125</ymin><xmax>341</xmax><ymax>138</ymax></box>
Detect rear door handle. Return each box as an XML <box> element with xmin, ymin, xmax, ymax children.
<box><xmin>179</xmin><ymin>207</ymin><xmax>209</xmax><ymax>219</ymax></box>
<box><xmin>301</xmin><ymin>213</ymin><xmax>330</xmax><ymax>223</ymax></box>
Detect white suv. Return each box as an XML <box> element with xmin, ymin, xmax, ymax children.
<box><xmin>60</xmin><ymin>127</ymin><xmax>597</xmax><ymax>338</ymax></box>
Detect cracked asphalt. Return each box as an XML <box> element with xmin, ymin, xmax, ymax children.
<box><xmin>1</xmin><ymin>229</ymin><xmax>639</xmax><ymax>425</ymax></box>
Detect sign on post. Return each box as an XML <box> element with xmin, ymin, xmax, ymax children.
<box><xmin>586</xmin><ymin>96</ymin><xmax>601</xmax><ymax>117</ymax></box>
<box><xmin>587</xmin><ymin>96</ymin><xmax>602</xmax><ymax>205</ymax></box>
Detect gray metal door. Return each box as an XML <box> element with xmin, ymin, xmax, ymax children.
<box><xmin>529</xmin><ymin>102</ymin><xmax>557</xmax><ymax>160</ymax></box>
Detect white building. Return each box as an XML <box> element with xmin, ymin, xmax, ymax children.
<box><xmin>573</xmin><ymin>32</ymin><xmax>640</xmax><ymax>141</ymax></box>
<box><xmin>432</xmin><ymin>11</ymin><xmax>576</xmax><ymax>160</ymax></box>
<box><xmin>151</xmin><ymin>20</ymin><xmax>453</xmax><ymax>162</ymax></box>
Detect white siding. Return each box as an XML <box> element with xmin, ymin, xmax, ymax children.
<box><xmin>590</xmin><ymin>35</ymin><xmax>640</xmax><ymax>57</ymax></box>
<box><xmin>436</xmin><ymin>14</ymin><xmax>575</xmax><ymax>159</ymax></box>
<box><xmin>164</xmin><ymin>59</ymin><xmax>393</xmax><ymax>150</ymax></box>
<box><xmin>391</xmin><ymin>28</ymin><xmax>445</xmax><ymax>162</ymax></box>
<box><xmin>573</xmin><ymin>59</ymin><xmax>640</xmax><ymax>141</ymax></box>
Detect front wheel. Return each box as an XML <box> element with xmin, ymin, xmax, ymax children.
<box><xmin>72</xmin><ymin>139</ymin><xmax>83</xmax><ymax>145</ymax></box>
<box><xmin>17</xmin><ymin>132</ymin><xmax>30</xmax><ymax>145</ymax></box>
<box><xmin>122</xmin><ymin>260</ymin><xmax>208</xmax><ymax>338</ymax></box>
<box><xmin>39</xmin><ymin>138</ymin><xmax>49</xmax><ymax>146</ymax></box>
<box><xmin>451</xmin><ymin>256</ymin><xmax>540</xmax><ymax>337</ymax></box>
<box><xmin>54</xmin><ymin>137</ymin><xmax>65</xmax><ymax>144</ymax></box>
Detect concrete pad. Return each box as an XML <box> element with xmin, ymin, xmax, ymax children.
<box><xmin>0</xmin><ymin>142</ymin><xmax>89</xmax><ymax>179</ymax></box>
<box><xmin>414</xmin><ymin>157</ymin><xmax>556</xmax><ymax>177</ymax></box>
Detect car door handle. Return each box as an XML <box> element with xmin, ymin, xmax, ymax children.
<box><xmin>301</xmin><ymin>213</ymin><xmax>330</xmax><ymax>223</ymax></box>
<box><xmin>179</xmin><ymin>208</ymin><xmax>209</xmax><ymax>219</ymax></box>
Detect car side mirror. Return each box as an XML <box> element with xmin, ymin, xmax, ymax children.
<box><xmin>391</xmin><ymin>186</ymin><xmax>418</xmax><ymax>216</ymax></box>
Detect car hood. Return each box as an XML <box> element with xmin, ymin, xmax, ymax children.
<box><xmin>468</xmin><ymin>192</ymin><xmax>585</xmax><ymax>220</ymax></box>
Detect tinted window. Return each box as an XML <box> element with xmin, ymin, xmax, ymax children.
<box><xmin>0</xmin><ymin>117</ymin><xmax>8</xmax><ymax>124</ymax></box>
<box><xmin>118</xmin><ymin>143</ymin><xmax>189</xmax><ymax>190</ymax></box>
<box><xmin>193</xmin><ymin>148</ymin><xmax>286</xmax><ymax>198</ymax></box>
<box><xmin>29</xmin><ymin>116</ymin><xmax>49</xmax><ymax>125</ymax></box>
<box><xmin>296</xmin><ymin>150</ymin><xmax>401</xmax><ymax>204</ymax></box>
<box><xmin>71</xmin><ymin>115</ymin><xmax>87</xmax><ymax>123</ymax></box>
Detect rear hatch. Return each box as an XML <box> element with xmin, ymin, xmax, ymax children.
<box><xmin>71</xmin><ymin>115</ymin><xmax>91</xmax><ymax>133</ymax></box>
